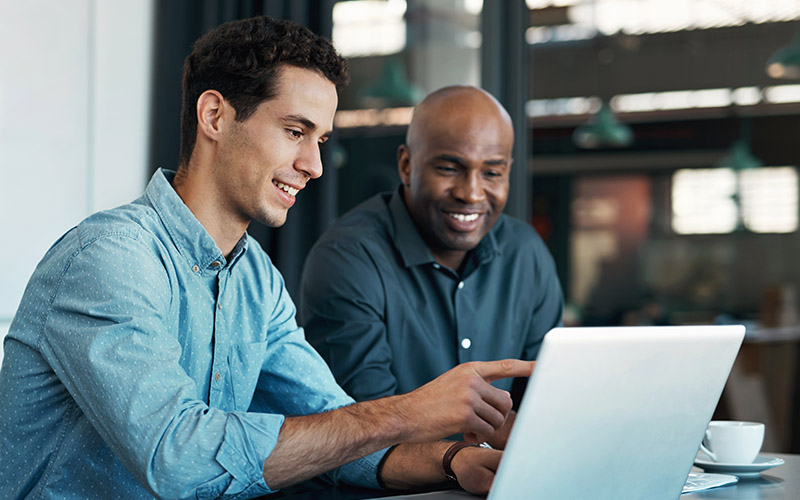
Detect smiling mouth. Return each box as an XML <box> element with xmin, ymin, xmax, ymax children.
<box><xmin>274</xmin><ymin>181</ymin><xmax>299</xmax><ymax>197</ymax></box>
<box><xmin>447</xmin><ymin>212</ymin><xmax>480</xmax><ymax>222</ymax></box>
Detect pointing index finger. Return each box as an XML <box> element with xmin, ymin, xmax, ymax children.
<box><xmin>473</xmin><ymin>359</ymin><xmax>535</xmax><ymax>383</ymax></box>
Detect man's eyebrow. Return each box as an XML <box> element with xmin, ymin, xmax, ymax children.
<box><xmin>433</xmin><ymin>154</ymin><xmax>467</xmax><ymax>166</ymax></box>
<box><xmin>284</xmin><ymin>114</ymin><xmax>317</xmax><ymax>130</ymax></box>
<box><xmin>432</xmin><ymin>154</ymin><xmax>509</xmax><ymax>167</ymax></box>
<box><xmin>483</xmin><ymin>158</ymin><xmax>509</xmax><ymax>167</ymax></box>
<box><xmin>284</xmin><ymin>114</ymin><xmax>333</xmax><ymax>139</ymax></box>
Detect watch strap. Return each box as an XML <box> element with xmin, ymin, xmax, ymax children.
<box><xmin>442</xmin><ymin>442</ymin><xmax>479</xmax><ymax>486</ymax></box>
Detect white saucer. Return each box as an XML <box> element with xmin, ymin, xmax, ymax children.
<box><xmin>694</xmin><ymin>454</ymin><xmax>785</xmax><ymax>478</ymax></box>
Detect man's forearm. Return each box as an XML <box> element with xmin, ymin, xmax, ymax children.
<box><xmin>262</xmin><ymin>359</ymin><xmax>533</xmax><ymax>490</ymax></box>
<box><xmin>262</xmin><ymin>395</ymin><xmax>406</xmax><ymax>489</ymax></box>
<box><xmin>377</xmin><ymin>441</ymin><xmax>451</xmax><ymax>490</ymax></box>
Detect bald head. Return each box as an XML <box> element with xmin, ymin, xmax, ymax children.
<box><xmin>397</xmin><ymin>86</ymin><xmax>514</xmax><ymax>271</ymax></box>
<box><xmin>406</xmin><ymin>86</ymin><xmax>514</xmax><ymax>150</ymax></box>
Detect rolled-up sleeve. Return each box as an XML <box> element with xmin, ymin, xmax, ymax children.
<box><xmin>4</xmin><ymin>169</ymin><xmax>391</xmax><ymax>499</ymax></box>
<box><xmin>252</xmin><ymin>256</ymin><xmax>388</xmax><ymax>490</ymax></box>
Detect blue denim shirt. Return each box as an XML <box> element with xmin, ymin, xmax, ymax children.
<box><xmin>0</xmin><ymin>169</ymin><xmax>384</xmax><ymax>499</ymax></box>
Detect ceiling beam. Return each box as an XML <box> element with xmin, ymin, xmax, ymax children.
<box><xmin>530</xmin><ymin>21</ymin><xmax>800</xmax><ymax>99</ymax></box>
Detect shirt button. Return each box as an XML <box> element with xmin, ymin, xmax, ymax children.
<box><xmin>217</xmin><ymin>302</ymin><xmax>222</xmax><ymax>310</ymax></box>
<box><xmin>433</xmin><ymin>263</ymin><xmax>441</xmax><ymax>269</ymax></box>
<box><xmin>192</xmin><ymin>265</ymin><xmax>199</xmax><ymax>272</ymax></box>
<box><xmin>215</xmin><ymin>372</ymin><xmax>220</xmax><ymax>381</ymax></box>
<box><xmin>461</xmin><ymin>338</ymin><xmax>472</xmax><ymax>349</ymax></box>
<box><xmin>211</xmin><ymin>260</ymin><xmax>221</xmax><ymax>267</ymax></box>
<box><xmin>457</xmin><ymin>281</ymin><xmax>465</xmax><ymax>289</ymax></box>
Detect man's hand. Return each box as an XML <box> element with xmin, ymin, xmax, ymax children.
<box><xmin>392</xmin><ymin>360</ymin><xmax>534</xmax><ymax>444</ymax></box>
<box><xmin>451</xmin><ymin>445</ymin><xmax>502</xmax><ymax>494</ymax></box>
<box><xmin>466</xmin><ymin>410</ymin><xmax>517</xmax><ymax>449</ymax></box>
<box><xmin>262</xmin><ymin>359</ymin><xmax>532</xmax><ymax>489</ymax></box>
<box><xmin>377</xmin><ymin>441</ymin><xmax>502</xmax><ymax>495</ymax></box>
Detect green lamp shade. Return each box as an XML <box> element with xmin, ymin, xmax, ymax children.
<box><xmin>767</xmin><ymin>30</ymin><xmax>800</xmax><ymax>79</ymax></box>
<box><xmin>717</xmin><ymin>139</ymin><xmax>762</xmax><ymax>171</ymax></box>
<box><xmin>359</xmin><ymin>58</ymin><xmax>423</xmax><ymax>108</ymax></box>
<box><xmin>573</xmin><ymin>101</ymin><xmax>633</xmax><ymax>149</ymax></box>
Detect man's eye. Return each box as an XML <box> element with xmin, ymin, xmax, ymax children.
<box><xmin>485</xmin><ymin>170</ymin><xmax>502</xmax><ymax>178</ymax></box>
<box><xmin>435</xmin><ymin>166</ymin><xmax>458</xmax><ymax>173</ymax></box>
<box><xmin>287</xmin><ymin>129</ymin><xmax>303</xmax><ymax>138</ymax></box>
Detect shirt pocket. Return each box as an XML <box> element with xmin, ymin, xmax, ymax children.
<box><xmin>227</xmin><ymin>341</ymin><xmax>268</xmax><ymax>411</ymax></box>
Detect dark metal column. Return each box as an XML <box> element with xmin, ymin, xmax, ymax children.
<box><xmin>481</xmin><ymin>0</ymin><xmax>530</xmax><ymax>222</ymax></box>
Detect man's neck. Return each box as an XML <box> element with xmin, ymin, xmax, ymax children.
<box><xmin>172</xmin><ymin>164</ymin><xmax>248</xmax><ymax>258</ymax></box>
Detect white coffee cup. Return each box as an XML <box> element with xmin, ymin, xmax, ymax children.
<box><xmin>699</xmin><ymin>421</ymin><xmax>765</xmax><ymax>464</ymax></box>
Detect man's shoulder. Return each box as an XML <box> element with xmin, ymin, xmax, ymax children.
<box><xmin>21</xmin><ymin>202</ymin><xmax>173</xmax><ymax>310</ymax></box>
<box><xmin>74</xmin><ymin>200</ymin><xmax>163</xmax><ymax>248</ymax></box>
<box><xmin>35</xmin><ymin>200</ymin><xmax>171</xmax><ymax>274</ymax></box>
<box><xmin>488</xmin><ymin>214</ymin><xmax>556</xmax><ymax>266</ymax></box>
<box><xmin>493</xmin><ymin>214</ymin><xmax>545</xmax><ymax>246</ymax></box>
<box><xmin>316</xmin><ymin>193</ymin><xmax>394</xmax><ymax>249</ymax></box>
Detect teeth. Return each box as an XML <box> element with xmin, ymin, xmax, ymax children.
<box><xmin>449</xmin><ymin>213</ymin><xmax>479</xmax><ymax>222</ymax></box>
<box><xmin>275</xmin><ymin>182</ymin><xmax>299</xmax><ymax>196</ymax></box>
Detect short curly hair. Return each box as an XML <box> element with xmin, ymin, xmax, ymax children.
<box><xmin>179</xmin><ymin>16</ymin><xmax>349</xmax><ymax>166</ymax></box>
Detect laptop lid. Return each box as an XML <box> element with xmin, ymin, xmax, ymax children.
<box><xmin>488</xmin><ymin>325</ymin><xmax>744</xmax><ymax>500</ymax></box>
<box><xmin>359</xmin><ymin>325</ymin><xmax>744</xmax><ymax>500</ymax></box>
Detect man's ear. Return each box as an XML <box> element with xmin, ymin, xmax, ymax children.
<box><xmin>397</xmin><ymin>144</ymin><xmax>411</xmax><ymax>186</ymax></box>
<box><xmin>196</xmin><ymin>90</ymin><xmax>228</xmax><ymax>142</ymax></box>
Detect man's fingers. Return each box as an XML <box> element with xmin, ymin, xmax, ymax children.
<box><xmin>472</xmin><ymin>359</ymin><xmax>535</xmax><ymax>383</ymax></box>
<box><xmin>463</xmin><ymin>414</ymin><xmax>496</xmax><ymax>442</ymax></box>
<box><xmin>475</xmin><ymin>383</ymin><xmax>513</xmax><ymax>417</ymax></box>
<box><xmin>472</xmin><ymin>397</ymin><xmax>508</xmax><ymax>430</ymax></box>
<box><xmin>452</xmin><ymin>447</ymin><xmax>502</xmax><ymax>494</ymax></box>
<box><xmin>464</xmin><ymin>387</ymin><xmax>512</xmax><ymax>441</ymax></box>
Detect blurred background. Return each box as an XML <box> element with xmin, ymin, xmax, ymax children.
<box><xmin>2</xmin><ymin>0</ymin><xmax>799</xmax><ymax>452</ymax></box>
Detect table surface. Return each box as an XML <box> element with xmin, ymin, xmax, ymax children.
<box><xmin>274</xmin><ymin>453</ymin><xmax>800</xmax><ymax>500</ymax></box>
<box><xmin>683</xmin><ymin>452</ymin><xmax>799</xmax><ymax>499</ymax></box>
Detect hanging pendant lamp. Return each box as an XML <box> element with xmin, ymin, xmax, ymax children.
<box><xmin>572</xmin><ymin>100</ymin><xmax>633</xmax><ymax>149</ymax></box>
<box><xmin>766</xmin><ymin>29</ymin><xmax>800</xmax><ymax>79</ymax></box>
<box><xmin>717</xmin><ymin>139</ymin><xmax>762</xmax><ymax>171</ymax></box>
<box><xmin>358</xmin><ymin>57</ymin><xmax>423</xmax><ymax>108</ymax></box>
<box><xmin>718</xmin><ymin>138</ymin><xmax>762</xmax><ymax>231</ymax></box>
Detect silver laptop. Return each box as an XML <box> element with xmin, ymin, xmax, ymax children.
<box><xmin>369</xmin><ymin>325</ymin><xmax>745</xmax><ymax>500</ymax></box>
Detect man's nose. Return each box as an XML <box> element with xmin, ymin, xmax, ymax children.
<box><xmin>296</xmin><ymin>141</ymin><xmax>323</xmax><ymax>179</ymax></box>
<box><xmin>452</xmin><ymin>171</ymin><xmax>486</xmax><ymax>204</ymax></box>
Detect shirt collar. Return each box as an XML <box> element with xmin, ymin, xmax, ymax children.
<box><xmin>388</xmin><ymin>185</ymin><xmax>501</xmax><ymax>269</ymax></box>
<box><xmin>474</xmin><ymin>221</ymin><xmax>500</xmax><ymax>264</ymax></box>
<box><xmin>389</xmin><ymin>187</ymin><xmax>434</xmax><ymax>268</ymax></box>
<box><xmin>145</xmin><ymin>168</ymin><xmax>247</xmax><ymax>271</ymax></box>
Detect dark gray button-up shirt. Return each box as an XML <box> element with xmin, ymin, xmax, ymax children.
<box><xmin>299</xmin><ymin>188</ymin><xmax>563</xmax><ymax>402</ymax></box>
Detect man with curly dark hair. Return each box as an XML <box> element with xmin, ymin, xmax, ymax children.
<box><xmin>0</xmin><ymin>16</ymin><xmax>529</xmax><ymax>500</ymax></box>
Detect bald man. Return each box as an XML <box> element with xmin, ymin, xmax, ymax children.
<box><xmin>300</xmin><ymin>86</ymin><xmax>563</xmax><ymax>446</ymax></box>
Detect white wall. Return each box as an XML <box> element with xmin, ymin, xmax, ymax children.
<box><xmin>0</xmin><ymin>0</ymin><xmax>153</xmax><ymax>365</ymax></box>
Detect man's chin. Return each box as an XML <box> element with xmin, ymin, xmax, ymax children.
<box><xmin>441</xmin><ymin>232</ymin><xmax>483</xmax><ymax>252</ymax></box>
<box><xmin>255</xmin><ymin>209</ymin><xmax>289</xmax><ymax>228</ymax></box>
